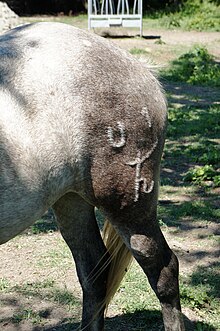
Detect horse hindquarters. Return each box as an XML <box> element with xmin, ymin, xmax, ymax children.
<box><xmin>89</xmin><ymin>119</ymin><xmax>185</xmax><ymax>330</ymax></box>
<box><xmin>53</xmin><ymin>193</ymin><xmax>109</xmax><ymax>331</ymax></box>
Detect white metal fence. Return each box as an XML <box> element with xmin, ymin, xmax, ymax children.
<box><xmin>88</xmin><ymin>0</ymin><xmax>143</xmax><ymax>36</ymax></box>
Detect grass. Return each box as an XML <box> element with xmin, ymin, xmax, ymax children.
<box><xmin>0</xmin><ymin>278</ymin><xmax>10</xmax><ymax>291</ymax></box>
<box><xmin>22</xmin><ymin>14</ymin><xmax>88</xmax><ymax>29</ymax></box>
<box><xmin>1</xmin><ymin>260</ymin><xmax>219</xmax><ymax>329</ymax></box>
<box><xmin>11</xmin><ymin>308</ymin><xmax>43</xmax><ymax>325</ymax></box>
<box><xmin>167</xmin><ymin>105</ymin><xmax>220</xmax><ymax>138</ymax></box>
<box><xmin>158</xmin><ymin>199</ymin><xmax>220</xmax><ymax>225</ymax></box>
<box><xmin>180</xmin><ymin>264</ymin><xmax>220</xmax><ymax>329</ymax></box>
<box><xmin>184</xmin><ymin>165</ymin><xmax>220</xmax><ymax>186</ymax></box>
<box><xmin>0</xmin><ymin>277</ymin><xmax>81</xmax><ymax>326</ymax></box>
<box><xmin>148</xmin><ymin>0</ymin><xmax>220</xmax><ymax>32</ymax></box>
<box><xmin>112</xmin><ymin>262</ymin><xmax>160</xmax><ymax>314</ymax></box>
<box><xmin>129</xmin><ymin>48</ymin><xmax>149</xmax><ymax>55</ymax></box>
<box><xmin>162</xmin><ymin>104</ymin><xmax>220</xmax><ymax>188</ymax></box>
<box><xmin>37</xmin><ymin>245</ymin><xmax>72</xmax><ymax>268</ymax></box>
<box><xmin>161</xmin><ymin>46</ymin><xmax>220</xmax><ymax>87</ymax></box>
<box><xmin>13</xmin><ymin>280</ymin><xmax>80</xmax><ymax>308</ymax></box>
<box><xmin>110</xmin><ymin>261</ymin><xmax>220</xmax><ymax>330</ymax></box>
<box><xmin>155</xmin><ymin>43</ymin><xmax>219</xmax><ymax>329</ymax></box>
<box><xmin>161</xmin><ymin>103</ymin><xmax>220</xmax><ymax>188</ymax></box>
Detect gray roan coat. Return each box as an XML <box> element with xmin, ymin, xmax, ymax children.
<box><xmin>0</xmin><ymin>22</ymin><xmax>185</xmax><ymax>330</ymax></box>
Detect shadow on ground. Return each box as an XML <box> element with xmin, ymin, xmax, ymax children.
<box><xmin>1</xmin><ymin>284</ymin><xmax>218</xmax><ymax>330</ymax></box>
<box><xmin>190</xmin><ymin>261</ymin><xmax>220</xmax><ymax>299</ymax></box>
<box><xmin>99</xmin><ymin>30</ymin><xmax>161</xmax><ymax>40</ymax></box>
<box><xmin>160</xmin><ymin>81</ymin><xmax>220</xmax><ymax>186</ymax></box>
<box><xmin>163</xmin><ymin>81</ymin><xmax>220</xmax><ymax>107</ymax></box>
<box><xmin>27</xmin><ymin>309</ymin><xmax>217</xmax><ymax>331</ymax></box>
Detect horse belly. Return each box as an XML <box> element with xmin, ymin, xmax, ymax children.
<box><xmin>0</xmin><ymin>192</ymin><xmax>47</xmax><ymax>245</ymax></box>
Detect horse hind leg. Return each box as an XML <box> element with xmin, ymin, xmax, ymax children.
<box><xmin>53</xmin><ymin>193</ymin><xmax>109</xmax><ymax>331</ymax></box>
<box><xmin>108</xmin><ymin>202</ymin><xmax>185</xmax><ymax>331</ymax></box>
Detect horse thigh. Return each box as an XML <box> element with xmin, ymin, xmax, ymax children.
<box><xmin>53</xmin><ymin>193</ymin><xmax>109</xmax><ymax>331</ymax></box>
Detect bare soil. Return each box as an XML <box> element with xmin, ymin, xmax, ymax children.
<box><xmin>100</xmin><ymin>28</ymin><xmax>220</xmax><ymax>64</ymax></box>
<box><xmin>0</xmin><ymin>28</ymin><xmax>219</xmax><ymax>330</ymax></box>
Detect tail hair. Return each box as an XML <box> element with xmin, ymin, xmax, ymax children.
<box><xmin>102</xmin><ymin>220</ymin><xmax>133</xmax><ymax>310</ymax></box>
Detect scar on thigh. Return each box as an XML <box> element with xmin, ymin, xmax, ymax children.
<box><xmin>126</xmin><ymin>139</ymin><xmax>158</xmax><ymax>202</ymax></box>
<box><xmin>107</xmin><ymin>121</ymin><xmax>126</xmax><ymax>148</ymax></box>
<box><xmin>106</xmin><ymin>119</ymin><xmax>157</xmax><ymax>202</ymax></box>
<box><xmin>141</xmin><ymin>106</ymin><xmax>152</xmax><ymax>128</ymax></box>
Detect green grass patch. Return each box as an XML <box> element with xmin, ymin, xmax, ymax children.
<box><xmin>184</xmin><ymin>165</ymin><xmax>220</xmax><ymax>187</ymax></box>
<box><xmin>163</xmin><ymin>104</ymin><xmax>220</xmax><ymax>187</ymax></box>
<box><xmin>113</xmin><ymin>262</ymin><xmax>160</xmax><ymax>313</ymax></box>
<box><xmin>0</xmin><ymin>278</ymin><xmax>10</xmax><ymax>291</ymax></box>
<box><xmin>22</xmin><ymin>14</ymin><xmax>88</xmax><ymax>29</ymax></box>
<box><xmin>0</xmin><ymin>278</ymin><xmax>81</xmax><ymax>326</ymax></box>
<box><xmin>129</xmin><ymin>48</ymin><xmax>149</xmax><ymax>55</ymax></box>
<box><xmin>158</xmin><ymin>199</ymin><xmax>219</xmax><ymax>224</ymax></box>
<box><xmin>163</xmin><ymin>103</ymin><xmax>220</xmax><ymax>180</ymax></box>
<box><xmin>162</xmin><ymin>46</ymin><xmax>220</xmax><ymax>87</ymax></box>
<box><xmin>151</xmin><ymin>0</ymin><xmax>220</xmax><ymax>31</ymax></box>
<box><xmin>26</xmin><ymin>209</ymin><xmax>58</xmax><ymax>235</ymax></box>
<box><xmin>180</xmin><ymin>283</ymin><xmax>212</xmax><ymax>309</ymax></box>
<box><xmin>111</xmin><ymin>261</ymin><xmax>220</xmax><ymax>330</ymax></box>
<box><xmin>190</xmin><ymin>262</ymin><xmax>220</xmax><ymax>298</ymax></box>
<box><xmin>166</xmin><ymin>105</ymin><xmax>220</xmax><ymax>139</ymax></box>
<box><xmin>39</xmin><ymin>248</ymin><xmax>71</xmax><ymax>267</ymax></box>
<box><xmin>30</xmin><ymin>218</ymin><xmax>58</xmax><ymax>234</ymax></box>
<box><xmin>111</xmin><ymin>262</ymin><xmax>163</xmax><ymax>330</ymax></box>
<box><xmin>179</xmin><ymin>266</ymin><xmax>220</xmax><ymax>329</ymax></box>
<box><xmin>13</xmin><ymin>280</ymin><xmax>80</xmax><ymax>309</ymax></box>
<box><xmin>180</xmin><ymin>0</ymin><xmax>220</xmax><ymax>32</ymax></box>
<box><xmin>184</xmin><ymin>140</ymin><xmax>220</xmax><ymax>166</ymax></box>
<box><xmin>11</xmin><ymin>309</ymin><xmax>43</xmax><ymax>325</ymax></box>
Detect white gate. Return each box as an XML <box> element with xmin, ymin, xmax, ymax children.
<box><xmin>88</xmin><ymin>0</ymin><xmax>143</xmax><ymax>36</ymax></box>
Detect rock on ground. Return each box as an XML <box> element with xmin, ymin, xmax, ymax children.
<box><xmin>0</xmin><ymin>1</ymin><xmax>20</xmax><ymax>33</ymax></box>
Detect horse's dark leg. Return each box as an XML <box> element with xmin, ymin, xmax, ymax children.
<box><xmin>53</xmin><ymin>193</ymin><xmax>109</xmax><ymax>331</ymax></box>
<box><xmin>110</xmin><ymin>205</ymin><xmax>185</xmax><ymax>331</ymax></box>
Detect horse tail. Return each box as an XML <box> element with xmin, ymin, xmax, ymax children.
<box><xmin>102</xmin><ymin>220</ymin><xmax>133</xmax><ymax>310</ymax></box>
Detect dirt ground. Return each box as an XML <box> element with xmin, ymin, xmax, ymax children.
<box><xmin>99</xmin><ymin>28</ymin><xmax>220</xmax><ymax>63</ymax></box>
<box><xmin>0</xmin><ymin>27</ymin><xmax>219</xmax><ymax>330</ymax></box>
